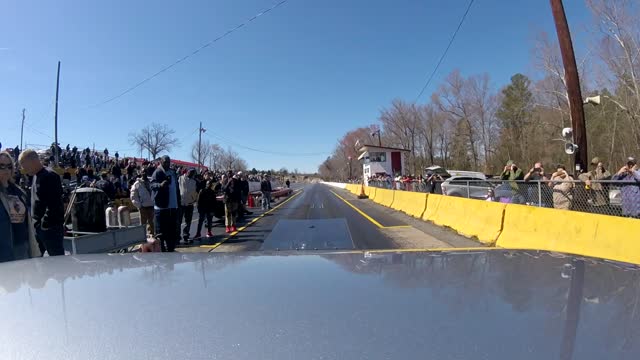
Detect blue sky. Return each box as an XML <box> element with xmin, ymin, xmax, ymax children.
<box><xmin>0</xmin><ymin>0</ymin><xmax>592</xmax><ymax>173</ymax></box>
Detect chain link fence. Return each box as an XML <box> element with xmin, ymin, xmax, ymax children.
<box><xmin>368</xmin><ymin>178</ymin><xmax>640</xmax><ymax>218</ymax></box>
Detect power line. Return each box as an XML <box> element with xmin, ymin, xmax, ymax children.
<box><xmin>414</xmin><ymin>0</ymin><xmax>475</xmax><ymax>102</ymax></box>
<box><xmin>204</xmin><ymin>132</ymin><xmax>330</xmax><ymax>157</ymax></box>
<box><xmin>85</xmin><ymin>0</ymin><xmax>289</xmax><ymax>109</ymax></box>
<box><xmin>23</xmin><ymin>121</ymin><xmax>53</xmax><ymax>140</ymax></box>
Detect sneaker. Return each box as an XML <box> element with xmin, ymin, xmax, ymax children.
<box><xmin>194</xmin><ymin>233</ymin><xmax>202</xmax><ymax>239</ymax></box>
<box><xmin>245</xmin><ymin>211</ymin><xmax>253</xmax><ymax>215</ymax></box>
<box><xmin>231</xmin><ymin>226</ymin><xmax>238</xmax><ymax>232</ymax></box>
<box><xmin>207</xmin><ymin>231</ymin><xmax>213</xmax><ymax>238</ymax></box>
<box><xmin>225</xmin><ymin>226</ymin><xmax>231</xmax><ymax>233</ymax></box>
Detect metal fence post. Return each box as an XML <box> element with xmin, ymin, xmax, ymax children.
<box><xmin>538</xmin><ymin>180</ymin><xmax>543</xmax><ymax>207</ymax></box>
<box><xmin>466</xmin><ymin>181</ymin><xmax>470</xmax><ymax>198</ymax></box>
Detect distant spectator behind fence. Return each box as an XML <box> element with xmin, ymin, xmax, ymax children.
<box><xmin>549</xmin><ymin>165</ymin><xmax>574</xmax><ymax>210</ymax></box>
<box><xmin>524</xmin><ymin>162</ymin><xmax>552</xmax><ymax>207</ymax></box>
<box><xmin>576</xmin><ymin>157</ymin><xmax>611</xmax><ymax>214</ymax></box>
<box><xmin>612</xmin><ymin>157</ymin><xmax>640</xmax><ymax>218</ymax></box>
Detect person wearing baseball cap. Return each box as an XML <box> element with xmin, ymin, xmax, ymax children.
<box><xmin>580</xmin><ymin>157</ymin><xmax>611</xmax><ymax>213</ymax></box>
<box><xmin>613</xmin><ymin>157</ymin><xmax>640</xmax><ymax>218</ymax></box>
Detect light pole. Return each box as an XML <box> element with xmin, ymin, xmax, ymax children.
<box><xmin>550</xmin><ymin>0</ymin><xmax>588</xmax><ymax>172</ymax></box>
<box><xmin>348</xmin><ymin>156</ymin><xmax>352</xmax><ymax>181</ymax></box>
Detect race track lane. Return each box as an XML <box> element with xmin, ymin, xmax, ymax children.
<box><xmin>213</xmin><ymin>183</ymin><xmax>404</xmax><ymax>252</ymax></box>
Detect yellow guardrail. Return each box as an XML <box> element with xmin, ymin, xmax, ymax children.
<box><xmin>390</xmin><ymin>191</ymin><xmax>427</xmax><ymax>218</ymax></box>
<box><xmin>372</xmin><ymin>188</ymin><xmax>394</xmax><ymax>208</ymax></box>
<box><xmin>335</xmin><ymin>183</ymin><xmax>640</xmax><ymax>264</ymax></box>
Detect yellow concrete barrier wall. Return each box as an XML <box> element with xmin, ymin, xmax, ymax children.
<box><xmin>428</xmin><ymin>196</ymin><xmax>505</xmax><ymax>245</ymax></box>
<box><xmin>422</xmin><ymin>194</ymin><xmax>444</xmax><ymax>222</ymax></box>
<box><xmin>372</xmin><ymin>188</ymin><xmax>394</xmax><ymax>208</ymax></box>
<box><xmin>365</xmin><ymin>186</ymin><xmax>377</xmax><ymax>199</ymax></box>
<box><xmin>391</xmin><ymin>191</ymin><xmax>427</xmax><ymax>218</ymax></box>
<box><xmin>496</xmin><ymin>204</ymin><xmax>640</xmax><ymax>264</ymax></box>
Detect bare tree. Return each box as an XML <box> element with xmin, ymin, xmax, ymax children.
<box><xmin>191</xmin><ymin>139</ymin><xmax>211</xmax><ymax>167</ymax></box>
<box><xmin>587</xmin><ymin>0</ymin><xmax>640</xmax><ymax>146</ymax></box>
<box><xmin>432</xmin><ymin>70</ymin><xmax>480</xmax><ymax>170</ymax></box>
<box><xmin>219</xmin><ymin>147</ymin><xmax>248</xmax><ymax>171</ymax></box>
<box><xmin>129</xmin><ymin>123</ymin><xmax>179</xmax><ymax>160</ymax></box>
<box><xmin>209</xmin><ymin>144</ymin><xmax>223</xmax><ymax>171</ymax></box>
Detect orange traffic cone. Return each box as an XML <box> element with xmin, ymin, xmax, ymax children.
<box><xmin>248</xmin><ymin>194</ymin><xmax>255</xmax><ymax>208</ymax></box>
<box><xmin>358</xmin><ymin>182</ymin><xmax>368</xmax><ymax>199</ymax></box>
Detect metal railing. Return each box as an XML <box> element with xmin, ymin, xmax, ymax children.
<box><xmin>368</xmin><ymin>178</ymin><xmax>639</xmax><ymax>219</ymax></box>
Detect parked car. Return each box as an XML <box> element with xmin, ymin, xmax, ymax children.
<box><xmin>440</xmin><ymin>175</ymin><xmax>494</xmax><ymax>199</ymax></box>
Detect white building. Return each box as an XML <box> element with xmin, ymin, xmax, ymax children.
<box><xmin>357</xmin><ymin>145</ymin><xmax>409</xmax><ymax>184</ymax></box>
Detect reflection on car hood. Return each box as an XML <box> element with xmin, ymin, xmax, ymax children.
<box><xmin>1</xmin><ymin>250</ymin><xmax>639</xmax><ymax>360</ymax></box>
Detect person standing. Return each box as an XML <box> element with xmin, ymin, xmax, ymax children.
<box><xmin>18</xmin><ymin>149</ymin><xmax>65</xmax><ymax>256</ymax></box>
<box><xmin>581</xmin><ymin>157</ymin><xmax>612</xmax><ymax>214</ymax></box>
<box><xmin>222</xmin><ymin>170</ymin><xmax>241</xmax><ymax>233</ymax></box>
<box><xmin>523</xmin><ymin>162</ymin><xmax>552</xmax><ymax>207</ymax></box>
<box><xmin>238</xmin><ymin>172</ymin><xmax>252</xmax><ymax>218</ymax></box>
<box><xmin>612</xmin><ymin>157</ymin><xmax>640</xmax><ymax>218</ymax></box>
<box><xmin>130</xmin><ymin>172</ymin><xmax>155</xmax><ymax>236</ymax></box>
<box><xmin>94</xmin><ymin>173</ymin><xmax>116</xmax><ymax>200</ymax></box>
<box><xmin>150</xmin><ymin>156</ymin><xmax>180</xmax><ymax>252</ymax></box>
<box><xmin>285</xmin><ymin>179</ymin><xmax>291</xmax><ymax>188</ymax></box>
<box><xmin>0</xmin><ymin>151</ymin><xmax>41</xmax><ymax>262</ymax></box>
<box><xmin>178</xmin><ymin>168</ymin><xmax>198</xmax><ymax>243</ymax></box>
<box><xmin>260</xmin><ymin>173</ymin><xmax>272</xmax><ymax>210</ymax></box>
<box><xmin>195</xmin><ymin>179</ymin><xmax>216</xmax><ymax>239</ymax></box>
<box><xmin>549</xmin><ymin>165</ymin><xmax>574</xmax><ymax>210</ymax></box>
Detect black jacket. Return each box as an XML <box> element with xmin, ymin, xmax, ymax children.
<box><xmin>260</xmin><ymin>179</ymin><xmax>272</xmax><ymax>192</ymax></box>
<box><xmin>239</xmin><ymin>179</ymin><xmax>249</xmax><ymax>196</ymax></box>
<box><xmin>31</xmin><ymin>167</ymin><xmax>64</xmax><ymax>229</ymax></box>
<box><xmin>95</xmin><ymin>179</ymin><xmax>116</xmax><ymax>200</ymax></box>
<box><xmin>197</xmin><ymin>188</ymin><xmax>216</xmax><ymax>213</ymax></box>
<box><xmin>150</xmin><ymin>167</ymin><xmax>180</xmax><ymax>209</ymax></box>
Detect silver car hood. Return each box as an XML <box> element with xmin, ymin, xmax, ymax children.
<box><xmin>1</xmin><ymin>250</ymin><xmax>639</xmax><ymax>359</ymax></box>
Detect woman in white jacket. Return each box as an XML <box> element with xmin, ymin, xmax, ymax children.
<box><xmin>130</xmin><ymin>172</ymin><xmax>154</xmax><ymax>236</ymax></box>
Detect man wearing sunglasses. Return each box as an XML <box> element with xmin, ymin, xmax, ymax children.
<box><xmin>18</xmin><ymin>149</ymin><xmax>65</xmax><ymax>256</ymax></box>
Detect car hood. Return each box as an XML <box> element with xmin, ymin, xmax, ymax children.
<box><xmin>1</xmin><ymin>250</ymin><xmax>639</xmax><ymax>360</ymax></box>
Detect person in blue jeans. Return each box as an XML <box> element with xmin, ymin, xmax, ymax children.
<box><xmin>260</xmin><ymin>174</ymin><xmax>272</xmax><ymax>210</ymax></box>
<box><xmin>19</xmin><ymin>149</ymin><xmax>66</xmax><ymax>256</ymax></box>
<box><xmin>150</xmin><ymin>156</ymin><xmax>180</xmax><ymax>252</ymax></box>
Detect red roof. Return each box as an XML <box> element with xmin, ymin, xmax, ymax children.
<box><xmin>170</xmin><ymin>159</ymin><xmax>207</xmax><ymax>169</ymax></box>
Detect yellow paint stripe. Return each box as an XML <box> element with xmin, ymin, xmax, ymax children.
<box><xmin>330</xmin><ymin>190</ymin><xmax>410</xmax><ymax>229</ymax></box>
<box><xmin>330</xmin><ymin>190</ymin><xmax>385</xmax><ymax>227</ymax></box>
<box><xmin>200</xmin><ymin>190</ymin><xmax>304</xmax><ymax>251</ymax></box>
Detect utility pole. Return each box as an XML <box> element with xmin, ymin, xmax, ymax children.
<box><xmin>197</xmin><ymin>122</ymin><xmax>206</xmax><ymax>171</ymax></box>
<box><xmin>550</xmin><ymin>0</ymin><xmax>588</xmax><ymax>172</ymax></box>
<box><xmin>54</xmin><ymin>61</ymin><xmax>61</xmax><ymax>167</ymax></box>
<box><xmin>20</xmin><ymin>109</ymin><xmax>25</xmax><ymax>153</ymax></box>
<box><xmin>372</xmin><ymin>129</ymin><xmax>382</xmax><ymax>147</ymax></box>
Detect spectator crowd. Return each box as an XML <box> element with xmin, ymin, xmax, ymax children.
<box><xmin>0</xmin><ymin>143</ymin><xmax>282</xmax><ymax>263</ymax></box>
<box><xmin>365</xmin><ymin>156</ymin><xmax>640</xmax><ymax>219</ymax></box>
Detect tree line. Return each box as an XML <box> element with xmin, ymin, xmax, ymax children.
<box><xmin>319</xmin><ymin>0</ymin><xmax>640</xmax><ymax>180</ymax></box>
